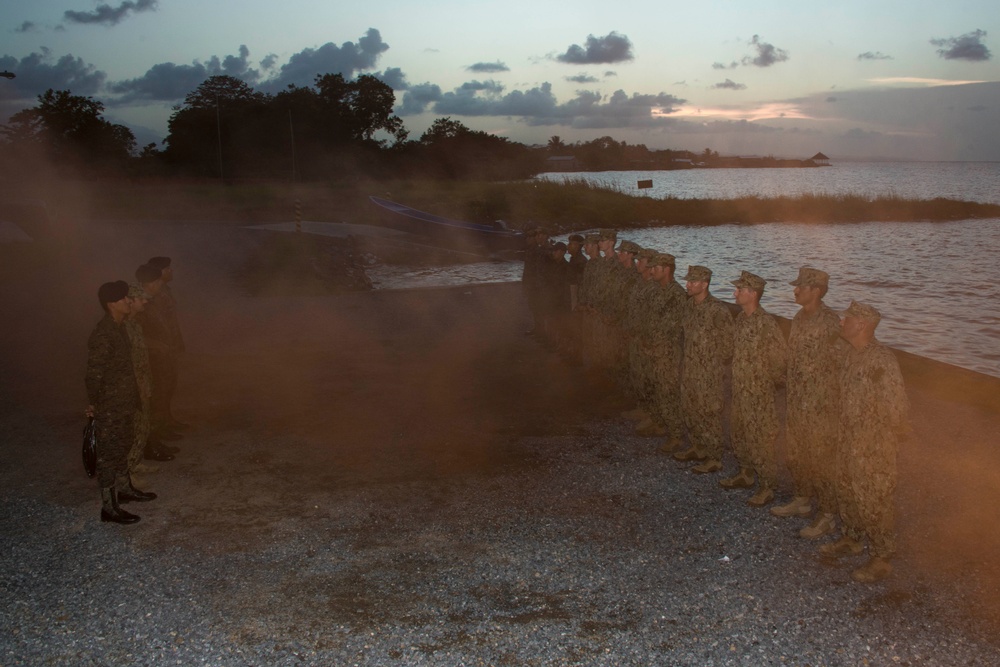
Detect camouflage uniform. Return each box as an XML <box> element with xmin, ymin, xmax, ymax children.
<box><xmin>837</xmin><ymin>303</ymin><xmax>909</xmax><ymax>559</ymax></box>
<box><xmin>139</xmin><ymin>291</ymin><xmax>176</xmax><ymax>435</ymax></box>
<box><xmin>680</xmin><ymin>276</ymin><xmax>735</xmax><ymax>460</ymax></box>
<box><xmin>731</xmin><ymin>300</ymin><xmax>787</xmax><ymax>489</ymax></box>
<box><xmin>85</xmin><ymin>314</ymin><xmax>140</xmax><ymax>489</ymax></box>
<box><xmin>645</xmin><ymin>255</ymin><xmax>686</xmax><ymax>436</ymax></box>
<box><xmin>124</xmin><ymin>286</ymin><xmax>153</xmax><ymax>478</ymax></box>
<box><xmin>786</xmin><ymin>303</ymin><xmax>846</xmax><ymax>513</ymax></box>
<box><xmin>624</xmin><ymin>271</ymin><xmax>660</xmax><ymax>413</ymax></box>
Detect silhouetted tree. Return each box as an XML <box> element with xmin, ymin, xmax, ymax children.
<box><xmin>1</xmin><ymin>89</ymin><xmax>136</xmax><ymax>172</ymax></box>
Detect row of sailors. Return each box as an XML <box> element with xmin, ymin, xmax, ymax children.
<box><xmin>522</xmin><ymin>227</ymin><xmax>909</xmax><ymax>584</ymax></box>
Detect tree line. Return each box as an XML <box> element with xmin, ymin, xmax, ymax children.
<box><xmin>0</xmin><ymin>73</ymin><xmax>716</xmax><ymax>182</ymax></box>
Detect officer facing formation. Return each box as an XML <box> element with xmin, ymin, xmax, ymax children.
<box><xmin>85</xmin><ymin>281</ymin><xmax>155</xmax><ymax>524</ymax></box>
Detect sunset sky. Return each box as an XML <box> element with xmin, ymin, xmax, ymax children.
<box><xmin>2</xmin><ymin>0</ymin><xmax>999</xmax><ymax>160</ymax></box>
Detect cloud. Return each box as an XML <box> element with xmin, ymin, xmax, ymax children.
<box><xmin>399</xmin><ymin>83</ymin><xmax>443</xmax><ymax>115</ymax></box>
<box><xmin>15</xmin><ymin>22</ymin><xmax>37</xmax><ymax>33</ymax></box>
<box><xmin>109</xmin><ymin>44</ymin><xmax>260</xmax><ymax>103</ymax></box>
<box><xmin>931</xmin><ymin>29</ymin><xmax>992</xmax><ymax>61</ymax></box>
<box><xmin>261</xmin><ymin>28</ymin><xmax>389</xmax><ymax>91</ymax></box>
<box><xmin>712</xmin><ymin>61</ymin><xmax>738</xmax><ymax>70</ymax></box>
<box><xmin>857</xmin><ymin>51</ymin><xmax>893</xmax><ymax>61</ymax></box>
<box><xmin>712</xmin><ymin>79</ymin><xmax>746</xmax><ymax>90</ymax></box>
<box><xmin>556</xmin><ymin>32</ymin><xmax>634</xmax><ymax>65</ymax></box>
<box><xmin>466</xmin><ymin>61</ymin><xmax>509</xmax><ymax>73</ymax></box>
<box><xmin>0</xmin><ymin>48</ymin><xmax>106</xmax><ymax>98</ymax></box>
<box><xmin>604</xmin><ymin>71</ymin><xmax>617</xmax><ymax>78</ymax></box>
<box><xmin>404</xmin><ymin>79</ymin><xmax>684</xmax><ymax>129</ymax></box>
<box><xmin>742</xmin><ymin>35</ymin><xmax>789</xmax><ymax>67</ymax></box>
<box><xmin>107</xmin><ymin>29</ymin><xmax>390</xmax><ymax>103</ymax></box>
<box><xmin>566</xmin><ymin>74</ymin><xmax>599</xmax><ymax>84</ymax></box>
<box><xmin>375</xmin><ymin>67</ymin><xmax>408</xmax><ymax>90</ymax></box>
<box><xmin>63</xmin><ymin>0</ymin><xmax>158</xmax><ymax>26</ymax></box>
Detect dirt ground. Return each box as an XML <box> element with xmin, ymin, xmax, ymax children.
<box><xmin>2</xmin><ymin>219</ymin><xmax>1000</xmax><ymax>646</ymax></box>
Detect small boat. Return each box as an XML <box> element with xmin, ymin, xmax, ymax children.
<box><xmin>369</xmin><ymin>196</ymin><xmax>524</xmax><ymax>255</ymax></box>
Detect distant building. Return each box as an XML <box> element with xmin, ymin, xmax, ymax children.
<box><xmin>809</xmin><ymin>152</ymin><xmax>831</xmax><ymax>165</ymax></box>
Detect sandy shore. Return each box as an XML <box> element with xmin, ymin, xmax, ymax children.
<box><xmin>2</xmin><ymin>220</ymin><xmax>1000</xmax><ymax>665</ymax></box>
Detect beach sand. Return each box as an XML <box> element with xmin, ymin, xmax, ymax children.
<box><xmin>2</xmin><ymin>220</ymin><xmax>999</xmax><ymax>664</ymax></box>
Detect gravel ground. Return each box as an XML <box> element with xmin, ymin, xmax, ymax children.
<box><xmin>3</xmin><ymin>414</ymin><xmax>999</xmax><ymax>666</ymax></box>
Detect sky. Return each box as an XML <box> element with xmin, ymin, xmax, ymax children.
<box><xmin>2</xmin><ymin>0</ymin><xmax>999</xmax><ymax>161</ymax></box>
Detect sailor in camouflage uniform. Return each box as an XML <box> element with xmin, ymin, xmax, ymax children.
<box><xmin>584</xmin><ymin>229</ymin><xmax>619</xmax><ymax>370</ymax></box>
<box><xmin>771</xmin><ymin>268</ymin><xmax>848</xmax><ymax>539</ymax></box>
<box><xmin>645</xmin><ymin>253</ymin><xmax>687</xmax><ymax>452</ymax></box>
<box><xmin>123</xmin><ymin>283</ymin><xmax>159</xmax><ymax>485</ymax></box>
<box><xmin>720</xmin><ymin>271</ymin><xmax>787</xmax><ymax>507</ymax></box>
<box><xmin>819</xmin><ymin>301</ymin><xmax>909</xmax><ymax>583</ymax></box>
<box><xmin>147</xmin><ymin>256</ymin><xmax>187</xmax><ymax>430</ymax></box>
<box><xmin>624</xmin><ymin>247</ymin><xmax>664</xmax><ymax>435</ymax></box>
<box><xmin>604</xmin><ymin>240</ymin><xmax>640</xmax><ymax>386</ymax></box>
<box><xmin>673</xmin><ymin>265</ymin><xmax>735</xmax><ymax>473</ymax></box>
<box><xmin>85</xmin><ymin>281</ymin><xmax>149</xmax><ymax>524</ymax></box>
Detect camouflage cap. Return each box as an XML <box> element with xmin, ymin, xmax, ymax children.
<box><xmin>598</xmin><ymin>228</ymin><xmax>618</xmax><ymax>241</ymax></box>
<box><xmin>682</xmin><ymin>265</ymin><xmax>712</xmax><ymax>282</ymax></box>
<box><xmin>647</xmin><ymin>253</ymin><xmax>676</xmax><ymax>268</ymax></box>
<box><xmin>98</xmin><ymin>280</ymin><xmax>129</xmax><ymax>306</ymax></box>
<box><xmin>789</xmin><ymin>267</ymin><xmax>829</xmax><ymax>288</ymax></box>
<box><xmin>616</xmin><ymin>240</ymin><xmax>640</xmax><ymax>254</ymax></box>
<box><xmin>127</xmin><ymin>282</ymin><xmax>147</xmax><ymax>299</ymax></box>
<box><xmin>637</xmin><ymin>247</ymin><xmax>657</xmax><ymax>260</ymax></box>
<box><xmin>840</xmin><ymin>300</ymin><xmax>881</xmax><ymax>325</ymax></box>
<box><xmin>731</xmin><ymin>270</ymin><xmax>767</xmax><ymax>292</ymax></box>
<box><xmin>584</xmin><ymin>233</ymin><xmax>601</xmax><ymax>244</ymax></box>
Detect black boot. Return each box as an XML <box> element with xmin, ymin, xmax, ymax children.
<box><xmin>118</xmin><ymin>476</ymin><xmax>157</xmax><ymax>504</ymax></box>
<box><xmin>100</xmin><ymin>487</ymin><xmax>140</xmax><ymax>524</ymax></box>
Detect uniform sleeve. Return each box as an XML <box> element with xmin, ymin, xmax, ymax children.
<box><xmin>766</xmin><ymin>316</ymin><xmax>788</xmax><ymax>385</ymax></box>
<box><xmin>84</xmin><ymin>327</ymin><xmax>111</xmax><ymax>407</ymax></box>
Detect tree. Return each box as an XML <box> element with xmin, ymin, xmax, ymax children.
<box><xmin>1</xmin><ymin>89</ymin><xmax>136</xmax><ymax>171</ymax></box>
<box><xmin>547</xmin><ymin>135</ymin><xmax>566</xmax><ymax>152</ymax></box>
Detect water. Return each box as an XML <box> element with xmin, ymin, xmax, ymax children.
<box><xmin>368</xmin><ymin>162</ymin><xmax>1000</xmax><ymax>377</ymax></box>
<box><xmin>535</xmin><ymin>161</ymin><xmax>1000</xmax><ymax>204</ymax></box>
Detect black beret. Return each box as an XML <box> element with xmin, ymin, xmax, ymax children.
<box><xmin>98</xmin><ymin>281</ymin><xmax>130</xmax><ymax>306</ymax></box>
<box><xmin>135</xmin><ymin>263</ymin><xmax>162</xmax><ymax>283</ymax></box>
<box><xmin>146</xmin><ymin>256</ymin><xmax>171</xmax><ymax>270</ymax></box>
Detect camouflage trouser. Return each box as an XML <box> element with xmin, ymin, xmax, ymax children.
<box><xmin>786</xmin><ymin>406</ymin><xmax>839</xmax><ymax>513</ymax></box>
<box><xmin>681</xmin><ymin>368</ymin><xmax>726</xmax><ymax>460</ymax></box>
<box><xmin>127</xmin><ymin>396</ymin><xmax>152</xmax><ymax>473</ymax></box>
<box><xmin>650</xmin><ymin>345</ymin><xmax>683</xmax><ymax>436</ymax></box>
<box><xmin>837</xmin><ymin>430</ymin><xmax>898</xmax><ymax>558</ymax></box>
<box><xmin>96</xmin><ymin>407</ymin><xmax>134</xmax><ymax>489</ymax></box>
<box><xmin>627</xmin><ymin>340</ymin><xmax>656</xmax><ymax>413</ymax></box>
<box><xmin>731</xmin><ymin>390</ymin><xmax>779</xmax><ymax>488</ymax></box>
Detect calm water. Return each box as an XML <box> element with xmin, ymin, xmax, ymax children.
<box><xmin>535</xmin><ymin>161</ymin><xmax>1000</xmax><ymax>204</ymax></box>
<box><xmin>370</xmin><ymin>163</ymin><xmax>1000</xmax><ymax>377</ymax></box>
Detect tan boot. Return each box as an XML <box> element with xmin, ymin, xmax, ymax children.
<box><xmin>719</xmin><ymin>468</ymin><xmax>755</xmax><ymax>489</ymax></box>
<box><xmin>636</xmin><ymin>421</ymin><xmax>667</xmax><ymax>437</ymax></box>
<box><xmin>621</xmin><ymin>407</ymin><xmax>648</xmax><ymax>421</ymax></box>
<box><xmin>658</xmin><ymin>436</ymin><xmax>682</xmax><ymax>454</ymax></box>
<box><xmin>799</xmin><ymin>513</ymin><xmax>836</xmax><ymax>539</ymax></box>
<box><xmin>133</xmin><ymin>462</ymin><xmax>160</xmax><ymax>474</ymax></box>
<box><xmin>747</xmin><ymin>487</ymin><xmax>774</xmax><ymax>507</ymax></box>
<box><xmin>673</xmin><ymin>446</ymin><xmax>706</xmax><ymax>462</ymax></box>
<box><xmin>851</xmin><ymin>556</ymin><xmax>892</xmax><ymax>583</ymax></box>
<box><xmin>818</xmin><ymin>535</ymin><xmax>864</xmax><ymax>558</ymax></box>
<box><xmin>770</xmin><ymin>496</ymin><xmax>811</xmax><ymax>518</ymax></box>
<box><xmin>691</xmin><ymin>458</ymin><xmax>722</xmax><ymax>474</ymax></box>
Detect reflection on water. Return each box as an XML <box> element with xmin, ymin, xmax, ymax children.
<box><xmin>370</xmin><ymin>218</ymin><xmax>1000</xmax><ymax>378</ymax></box>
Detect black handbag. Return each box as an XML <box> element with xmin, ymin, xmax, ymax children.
<box><xmin>82</xmin><ymin>417</ymin><xmax>97</xmax><ymax>478</ymax></box>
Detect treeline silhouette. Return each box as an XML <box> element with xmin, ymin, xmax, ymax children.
<box><xmin>1</xmin><ymin>74</ymin><xmax>718</xmax><ymax>183</ymax></box>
